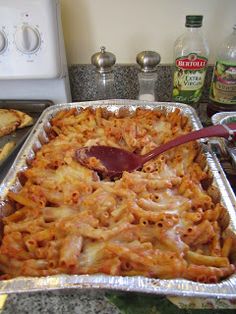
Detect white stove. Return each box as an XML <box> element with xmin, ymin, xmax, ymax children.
<box><xmin>0</xmin><ymin>0</ymin><xmax>71</xmax><ymax>104</ymax></box>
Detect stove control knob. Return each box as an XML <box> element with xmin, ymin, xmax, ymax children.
<box><xmin>0</xmin><ymin>31</ymin><xmax>6</xmax><ymax>53</ymax></box>
<box><xmin>15</xmin><ymin>25</ymin><xmax>40</xmax><ymax>54</ymax></box>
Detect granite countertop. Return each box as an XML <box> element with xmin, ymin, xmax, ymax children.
<box><xmin>1</xmin><ymin>289</ymin><xmax>236</xmax><ymax>313</ymax></box>
<box><xmin>0</xmin><ymin>291</ymin><xmax>120</xmax><ymax>314</ymax></box>
<box><xmin>0</xmin><ymin>65</ymin><xmax>235</xmax><ymax>313</ymax></box>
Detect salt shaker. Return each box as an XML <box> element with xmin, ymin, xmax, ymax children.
<box><xmin>136</xmin><ymin>51</ymin><xmax>161</xmax><ymax>101</ymax></box>
<box><xmin>91</xmin><ymin>46</ymin><xmax>116</xmax><ymax>99</ymax></box>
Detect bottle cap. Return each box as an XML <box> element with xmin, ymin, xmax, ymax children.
<box><xmin>185</xmin><ymin>15</ymin><xmax>203</xmax><ymax>28</ymax></box>
<box><xmin>136</xmin><ymin>51</ymin><xmax>161</xmax><ymax>73</ymax></box>
<box><xmin>91</xmin><ymin>46</ymin><xmax>116</xmax><ymax>73</ymax></box>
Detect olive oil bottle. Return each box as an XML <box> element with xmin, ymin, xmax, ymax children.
<box><xmin>172</xmin><ymin>15</ymin><xmax>209</xmax><ymax>105</ymax></box>
<box><xmin>209</xmin><ymin>25</ymin><xmax>236</xmax><ymax>111</ymax></box>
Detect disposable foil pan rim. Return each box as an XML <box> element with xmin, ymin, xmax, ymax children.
<box><xmin>211</xmin><ymin>111</ymin><xmax>236</xmax><ymax>126</ymax></box>
<box><xmin>1</xmin><ymin>273</ymin><xmax>236</xmax><ymax>299</ymax></box>
<box><xmin>0</xmin><ymin>99</ymin><xmax>236</xmax><ymax>298</ymax></box>
<box><xmin>211</xmin><ymin>111</ymin><xmax>236</xmax><ymax>168</ymax></box>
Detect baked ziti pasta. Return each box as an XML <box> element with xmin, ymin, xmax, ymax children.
<box><xmin>0</xmin><ymin>107</ymin><xmax>235</xmax><ymax>282</ymax></box>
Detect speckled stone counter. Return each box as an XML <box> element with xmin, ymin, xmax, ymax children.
<box><xmin>68</xmin><ymin>64</ymin><xmax>213</xmax><ymax>103</ymax></box>
<box><xmin>0</xmin><ymin>291</ymin><xmax>120</xmax><ymax>314</ymax></box>
<box><xmin>0</xmin><ymin>64</ymin><xmax>226</xmax><ymax>314</ymax></box>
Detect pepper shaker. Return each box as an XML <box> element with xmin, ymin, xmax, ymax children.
<box><xmin>136</xmin><ymin>51</ymin><xmax>161</xmax><ymax>101</ymax></box>
<box><xmin>91</xmin><ymin>46</ymin><xmax>116</xmax><ymax>99</ymax></box>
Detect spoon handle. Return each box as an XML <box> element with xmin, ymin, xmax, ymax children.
<box><xmin>142</xmin><ymin>123</ymin><xmax>236</xmax><ymax>164</ymax></box>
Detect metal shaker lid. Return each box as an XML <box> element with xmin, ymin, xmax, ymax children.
<box><xmin>136</xmin><ymin>51</ymin><xmax>161</xmax><ymax>73</ymax></box>
<box><xmin>91</xmin><ymin>46</ymin><xmax>116</xmax><ymax>73</ymax></box>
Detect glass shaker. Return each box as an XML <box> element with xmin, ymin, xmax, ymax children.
<box><xmin>136</xmin><ymin>51</ymin><xmax>161</xmax><ymax>101</ymax></box>
<box><xmin>91</xmin><ymin>46</ymin><xmax>116</xmax><ymax>99</ymax></box>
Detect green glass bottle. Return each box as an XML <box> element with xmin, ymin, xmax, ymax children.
<box><xmin>209</xmin><ymin>25</ymin><xmax>236</xmax><ymax>111</ymax></box>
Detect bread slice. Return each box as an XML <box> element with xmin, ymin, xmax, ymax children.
<box><xmin>0</xmin><ymin>109</ymin><xmax>33</xmax><ymax>138</ymax></box>
<box><xmin>12</xmin><ymin>110</ymin><xmax>33</xmax><ymax>129</ymax></box>
<box><xmin>0</xmin><ymin>109</ymin><xmax>21</xmax><ymax>138</ymax></box>
<box><xmin>0</xmin><ymin>141</ymin><xmax>16</xmax><ymax>163</ymax></box>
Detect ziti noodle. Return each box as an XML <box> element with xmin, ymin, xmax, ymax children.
<box><xmin>0</xmin><ymin>107</ymin><xmax>235</xmax><ymax>282</ymax></box>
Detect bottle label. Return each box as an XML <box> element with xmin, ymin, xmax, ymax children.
<box><xmin>173</xmin><ymin>53</ymin><xmax>208</xmax><ymax>103</ymax></box>
<box><xmin>209</xmin><ymin>60</ymin><xmax>236</xmax><ymax>105</ymax></box>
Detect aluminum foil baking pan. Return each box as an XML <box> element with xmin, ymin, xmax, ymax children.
<box><xmin>211</xmin><ymin>112</ymin><xmax>236</xmax><ymax>169</ymax></box>
<box><xmin>0</xmin><ymin>99</ymin><xmax>236</xmax><ymax>298</ymax></box>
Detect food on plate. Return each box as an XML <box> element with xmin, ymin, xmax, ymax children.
<box><xmin>0</xmin><ymin>109</ymin><xmax>33</xmax><ymax>138</ymax></box>
<box><xmin>0</xmin><ymin>107</ymin><xmax>234</xmax><ymax>282</ymax></box>
<box><xmin>0</xmin><ymin>141</ymin><xmax>16</xmax><ymax>163</ymax></box>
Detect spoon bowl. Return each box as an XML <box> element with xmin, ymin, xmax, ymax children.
<box><xmin>76</xmin><ymin>145</ymin><xmax>142</xmax><ymax>177</ymax></box>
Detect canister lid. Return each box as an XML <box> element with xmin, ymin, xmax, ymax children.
<box><xmin>136</xmin><ymin>51</ymin><xmax>161</xmax><ymax>73</ymax></box>
<box><xmin>91</xmin><ymin>46</ymin><xmax>116</xmax><ymax>73</ymax></box>
<box><xmin>185</xmin><ymin>15</ymin><xmax>203</xmax><ymax>28</ymax></box>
